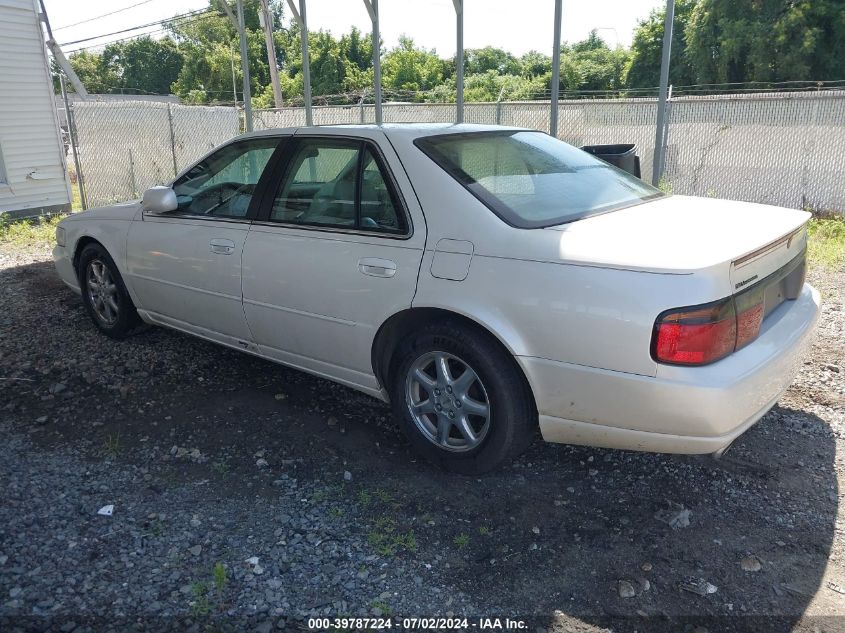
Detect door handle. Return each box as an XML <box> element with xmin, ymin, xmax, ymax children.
<box><xmin>209</xmin><ymin>238</ymin><xmax>235</xmax><ymax>255</ymax></box>
<box><xmin>358</xmin><ymin>257</ymin><xmax>397</xmax><ymax>278</ymax></box>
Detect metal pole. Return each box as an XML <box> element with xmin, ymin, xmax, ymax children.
<box><xmin>60</xmin><ymin>74</ymin><xmax>87</xmax><ymax>210</ymax></box>
<box><xmin>235</xmin><ymin>0</ymin><xmax>253</xmax><ymax>132</ymax></box>
<box><xmin>651</xmin><ymin>0</ymin><xmax>675</xmax><ymax>186</ymax></box>
<box><xmin>166</xmin><ymin>103</ymin><xmax>178</xmax><ymax>177</ymax></box>
<box><xmin>259</xmin><ymin>0</ymin><xmax>284</xmax><ymax>107</ymax></box>
<box><xmin>453</xmin><ymin>0</ymin><xmax>463</xmax><ymax>123</ymax></box>
<box><xmin>361</xmin><ymin>0</ymin><xmax>382</xmax><ymax>124</ymax></box>
<box><xmin>299</xmin><ymin>0</ymin><xmax>313</xmax><ymax>126</ymax></box>
<box><xmin>550</xmin><ymin>0</ymin><xmax>562</xmax><ymax>137</ymax></box>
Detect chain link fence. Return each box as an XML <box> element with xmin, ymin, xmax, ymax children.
<box><xmin>72</xmin><ymin>101</ymin><xmax>239</xmax><ymax>207</ymax></box>
<box><xmin>71</xmin><ymin>90</ymin><xmax>845</xmax><ymax>212</ymax></box>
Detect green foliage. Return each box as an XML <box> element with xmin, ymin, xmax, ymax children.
<box><xmin>62</xmin><ymin>0</ymin><xmax>843</xmax><ymax>104</ymax></box>
<box><xmin>808</xmin><ymin>217</ymin><xmax>845</xmax><ymax>270</ymax></box>
<box><xmin>0</xmin><ymin>214</ymin><xmax>64</xmax><ymax>247</ymax></box>
<box><xmin>626</xmin><ymin>0</ymin><xmax>697</xmax><ymax>89</ymax></box>
<box><xmin>367</xmin><ymin>518</ymin><xmax>417</xmax><ymax>556</ymax></box>
<box><xmin>453</xmin><ymin>533</ymin><xmax>470</xmax><ymax>547</ymax></box>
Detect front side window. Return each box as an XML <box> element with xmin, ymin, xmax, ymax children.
<box><xmin>415</xmin><ymin>131</ymin><xmax>663</xmax><ymax>228</ymax></box>
<box><xmin>171</xmin><ymin>138</ymin><xmax>279</xmax><ymax>218</ymax></box>
<box><xmin>268</xmin><ymin>139</ymin><xmax>406</xmax><ymax>234</ymax></box>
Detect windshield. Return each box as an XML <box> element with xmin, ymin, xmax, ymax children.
<box><xmin>415</xmin><ymin>130</ymin><xmax>663</xmax><ymax>228</ymax></box>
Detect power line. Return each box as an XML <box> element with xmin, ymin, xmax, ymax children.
<box><xmin>53</xmin><ymin>0</ymin><xmax>157</xmax><ymax>32</ymax></box>
<box><xmin>64</xmin><ymin>11</ymin><xmax>225</xmax><ymax>53</ymax></box>
<box><xmin>59</xmin><ymin>7</ymin><xmax>213</xmax><ymax>47</ymax></box>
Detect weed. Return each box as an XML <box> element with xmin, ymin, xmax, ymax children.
<box><xmin>0</xmin><ymin>214</ymin><xmax>64</xmax><ymax>248</ymax></box>
<box><xmin>103</xmin><ymin>433</ymin><xmax>121</xmax><ymax>458</ymax></box>
<box><xmin>453</xmin><ymin>533</ymin><xmax>470</xmax><ymax>548</ymax></box>
<box><xmin>371</xmin><ymin>599</ymin><xmax>391</xmax><ymax>615</ymax></box>
<box><xmin>210</xmin><ymin>460</ymin><xmax>230</xmax><ymax>476</ymax></box>
<box><xmin>478</xmin><ymin>526</ymin><xmax>491</xmax><ymax>536</ymax></box>
<box><xmin>190</xmin><ymin>581</ymin><xmax>211</xmax><ymax>618</ymax></box>
<box><xmin>808</xmin><ymin>216</ymin><xmax>845</xmax><ymax>270</ymax></box>
<box><xmin>328</xmin><ymin>507</ymin><xmax>345</xmax><ymax>519</ymax></box>
<box><xmin>368</xmin><ymin>517</ymin><xmax>417</xmax><ymax>556</ymax></box>
<box><xmin>358</xmin><ymin>489</ymin><xmax>372</xmax><ymax>506</ymax></box>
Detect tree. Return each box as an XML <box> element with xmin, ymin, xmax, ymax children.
<box><xmin>626</xmin><ymin>0</ymin><xmax>697</xmax><ymax>89</ymax></box>
<box><xmin>100</xmin><ymin>37</ymin><xmax>184</xmax><ymax>95</ymax></box>
<box><xmin>464</xmin><ymin>47</ymin><xmax>520</xmax><ymax>75</ymax></box>
<box><xmin>382</xmin><ymin>36</ymin><xmax>447</xmax><ymax>97</ymax></box>
<box><xmin>568</xmin><ymin>32</ymin><xmax>630</xmax><ymax>92</ymax></box>
<box><xmin>685</xmin><ymin>0</ymin><xmax>845</xmax><ymax>85</ymax></box>
<box><xmin>67</xmin><ymin>51</ymin><xmax>115</xmax><ymax>94</ymax></box>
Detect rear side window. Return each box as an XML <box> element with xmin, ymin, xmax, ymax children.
<box><xmin>415</xmin><ymin>131</ymin><xmax>663</xmax><ymax>228</ymax></box>
<box><xmin>268</xmin><ymin>138</ymin><xmax>407</xmax><ymax>234</ymax></box>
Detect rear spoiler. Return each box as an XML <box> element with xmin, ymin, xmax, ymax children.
<box><xmin>581</xmin><ymin>144</ymin><xmax>641</xmax><ymax>179</ymax></box>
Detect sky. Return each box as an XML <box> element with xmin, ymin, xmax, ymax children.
<box><xmin>44</xmin><ymin>0</ymin><xmax>666</xmax><ymax>57</ymax></box>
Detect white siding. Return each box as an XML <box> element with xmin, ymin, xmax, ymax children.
<box><xmin>0</xmin><ymin>0</ymin><xmax>71</xmax><ymax>215</ymax></box>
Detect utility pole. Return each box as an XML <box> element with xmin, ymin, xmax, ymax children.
<box><xmin>259</xmin><ymin>0</ymin><xmax>284</xmax><ymax>108</ymax></box>
<box><xmin>651</xmin><ymin>0</ymin><xmax>675</xmax><ymax>186</ymax></box>
<box><xmin>362</xmin><ymin>0</ymin><xmax>382</xmax><ymax>124</ymax></box>
<box><xmin>286</xmin><ymin>0</ymin><xmax>312</xmax><ymax>126</ymax></box>
<box><xmin>38</xmin><ymin>0</ymin><xmax>88</xmax><ymax>98</ymax></box>
<box><xmin>218</xmin><ymin>0</ymin><xmax>253</xmax><ymax>130</ymax></box>
<box><xmin>235</xmin><ymin>0</ymin><xmax>253</xmax><ymax>131</ymax></box>
<box><xmin>550</xmin><ymin>0</ymin><xmax>562</xmax><ymax>137</ymax></box>
<box><xmin>453</xmin><ymin>0</ymin><xmax>463</xmax><ymax>123</ymax></box>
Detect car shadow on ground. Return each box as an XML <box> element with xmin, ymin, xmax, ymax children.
<box><xmin>0</xmin><ymin>258</ymin><xmax>839</xmax><ymax>632</ymax></box>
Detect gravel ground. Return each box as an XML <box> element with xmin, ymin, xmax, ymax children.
<box><xmin>1</xmin><ymin>241</ymin><xmax>844</xmax><ymax>633</ymax></box>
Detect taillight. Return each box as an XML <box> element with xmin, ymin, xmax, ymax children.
<box><xmin>653</xmin><ymin>299</ymin><xmax>736</xmax><ymax>365</ymax></box>
<box><xmin>735</xmin><ymin>286</ymin><xmax>765</xmax><ymax>350</ymax></box>
<box><xmin>653</xmin><ymin>290</ymin><xmax>767</xmax><ymax>366</ymax></box>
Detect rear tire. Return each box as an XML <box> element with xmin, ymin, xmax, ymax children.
<box><xmin>390</xmin><ymin>321</ymin><xmax>536</xmax><ymax>474</ymax></box>
<box><xmin>77</xmin><ymin>243</ymin><xmax>142</xmax><ymax>339</ymax></box>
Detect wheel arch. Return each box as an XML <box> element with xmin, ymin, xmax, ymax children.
<box><xmin>371</xmin><ymin>306</ymin><xmax>536</xmax><ymax>408</ymax></box>
<box><xmin>72</xmin><ymin>235</ymin><xmax>104</xmax><ymax>274</ymax></box>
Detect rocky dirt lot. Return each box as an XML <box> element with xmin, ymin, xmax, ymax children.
<box><xmin>1</xmin><ymin>239</ymin><xmax>844</xmax><ymax>633</ymax></box>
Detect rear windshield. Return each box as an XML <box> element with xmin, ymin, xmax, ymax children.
<box><xmin>415</xmin><ymin>130</ymin><xmax>663</xmax><ymax>228</ymax></box>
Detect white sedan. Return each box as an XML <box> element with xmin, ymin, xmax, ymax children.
<box><xmin>53</xmin><ymin>124</ymin><xmax>820</xmax><ymax>473</ymax></box>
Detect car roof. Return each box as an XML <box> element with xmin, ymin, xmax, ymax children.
<box><xmin>241</xmin><ymin>122</ymin><xmax>529</xmax><ymax>141</ymax></box>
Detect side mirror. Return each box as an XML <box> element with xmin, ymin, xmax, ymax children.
<box><xmin>142</xmin><ymin>186</ymin><xmax>178</xmax><ymax>213</ymax></box>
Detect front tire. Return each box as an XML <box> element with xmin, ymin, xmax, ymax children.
<box><xmin>77</xmin><ymin>243</ymin><xmax>141</xmax><ymax>339</ymax></box>
<box><xmin>390</xmin><ymin>322</ymin><xmax>536</xmax><ymax>474</ymax></box>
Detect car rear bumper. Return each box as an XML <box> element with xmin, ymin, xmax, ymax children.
<box><xmin>53</xmin><ymin>244</ymin><xmax>80</xmax><ymax>294</ymax></box>
<box><xmin>519</xmin><ymin>283</ymin><xmax>821</xmax><ymax>454</ymax></box>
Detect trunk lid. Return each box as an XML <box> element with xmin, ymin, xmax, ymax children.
<box><xmin>546</xmin><ymin>195</ymin><xmax>810</xmax><ymax>285</ymax></box>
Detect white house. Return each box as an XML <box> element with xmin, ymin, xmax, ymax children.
<box><xmin>0</xmin><ymin>0</ymin><xmax>71</xmax><ymax>218</ymax></box>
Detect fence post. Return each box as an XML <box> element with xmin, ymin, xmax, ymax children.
<box><xmin>360</xmin><ymin>95</ymin><xmax>365</xmax><ymax>123</ymax></box>
<box><xmin>60</xmin><ymin>75</ymin><xmax>88</xmax><ymax>210</ymax></box>
<box><xmin>495</xmin><ymin>100</ymin><xmax>502</xmax><ymax>125</ymax></box>
<box><xmin>128</xmin><ymin>149</ymin><xmax>137</xmax><ymax>198</ymax></box>
<box><xmin>167</xmin><ymin>103</ymin><xmax>178</xmax><ymax>178</ymax></box>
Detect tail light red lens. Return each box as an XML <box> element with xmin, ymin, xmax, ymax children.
<box><xmin>653</xmin><ymin>300</ymin><xmax>737</xmax><ymax>365</ymax></box>
<box><xmin>653</xmin><ymin>289</ymin><xmax>767</xmax><ymax>366</ymax></box>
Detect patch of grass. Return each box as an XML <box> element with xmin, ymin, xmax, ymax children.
<box><xmin>453</xmin><ymin>533</ymin><xmax>470</xmax><ymax>548</ymax></box>
<box><xmin>212</xmin><ymin>561</ymin><xmax>227</xmax><ymax>603</ymax></box>
<box><xmin>191</xmin><ymin>563</ymin><xmax>228</xmax><ymax>617</ymax></box>
<box><xmin>71</xmin><ymin>182</ymin><xmax>82</xmax><ymax>211</ymax></box>
<box><xmin>808</xmin><ymin>216</ymin><xmax>845</xmax><ymax>270</ymax></box>
<box><xmin>478</xmin><ymin>526</ymin><xmax>491</xmax><ymax>536</ymax></box>
<box><xmin>190</xmin><ymin>581</ymin><xmax>211</xmax><ymax>618</ymax></box>
<box><xmin>210</xmin><ymin>460</ymin><xmax>230</xmax><ymax>476</ymax></box>
<box><xmin>371</xmin><ymin>599</ymin><xmax>391</xmax><ymax>616</ymax></box>
<box><xmin>0</xmin><ymin>214</ymin><xmax>64</xmax><ymax>248</ymax></box>
<box><xmin>328</xmin><ymin>507</ymin><xmax>345</xmax><ymax>519</ymax></box>
<box><xmin>357</xmin><ymin>489</ymin><xmax>372</xmax><ymax>506</ymax></box>
<box><xmin>102</xmin><ymin>433</ymin><xmax>121</xmax><ymax>458</ymax></box>
<box><xmin>367</xmin><ymin>517</ymin><xmax>417</xmax><ymax>557</ymax></box>
<box><xmin>374</xmin><ymin>488</ymin><xmax>394</xmax><ymax>504</ymax></box>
